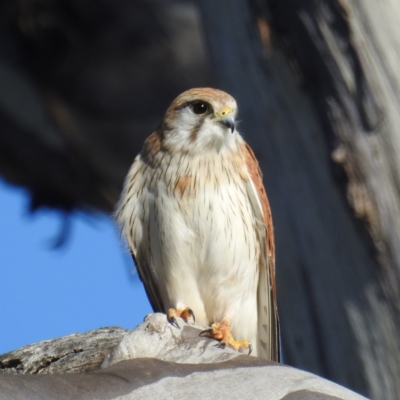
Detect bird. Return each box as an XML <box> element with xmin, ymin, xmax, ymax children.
<box><xmin>115</xmin><ymin>88</ymin><xmax>280</xmax><ymax>361</ymax></box>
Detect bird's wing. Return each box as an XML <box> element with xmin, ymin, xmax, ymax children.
<box><xmin>243</xmin><ymin>143</ymin><xmax>280</xmax><ymax>362</ymax></box>
<box><xmin>130</xmin><ymin>251</ymin><xmax>164</xmax><ymax>313</ymax></box>
<box><xmin>115</xmin><ymin>145</ymin><xmax>164</xmax><ymax>313</ymax></box>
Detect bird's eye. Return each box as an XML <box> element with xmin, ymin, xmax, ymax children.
<box><xmin>192</xmin><ymin>102</ymin><xmax>209</xmax><ymax>115</ymax></box>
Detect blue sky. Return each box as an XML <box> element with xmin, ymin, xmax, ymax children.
<box><xmin>0</xmin><ymin>180</ymin><xmax>152</xmax><ymax>354</ymax></box>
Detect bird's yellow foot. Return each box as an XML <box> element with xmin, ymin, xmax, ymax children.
<box><xmin>200</xmin><ymin>321</ymin><xmax>252</xmax><ymax>355</ymax></box>
<box><xmin>167</xmin><ymin>307</ymin><xmax>195</xmax><ymax>329</ymax></box>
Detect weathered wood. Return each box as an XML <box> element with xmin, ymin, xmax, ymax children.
<box><xmin>197</xmin><ymin>0</ymin><xmax>400</xmax><ymax>398</ymax></box>
<box><xmin>0</xmin><ymin>314</ymin><xmax>367</xmax><ymax>400</ymax></box>
<box><xmin>0</xmin><ymin>327</ymin><xmax>128</xmax><ymax>374</ymax></box>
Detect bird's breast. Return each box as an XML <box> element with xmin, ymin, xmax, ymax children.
<box><xmin>118</xmin><ymin>148</ymin><xmax>260</xmax><ymax>329</ymax></box>
<box><xmin>152</xmin><ymin>150</ymin><xmax>260</xmax><ymax>292</ymax></box>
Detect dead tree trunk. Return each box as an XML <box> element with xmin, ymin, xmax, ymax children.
<box><xmin>0</xmin><ymin>316</ymin><xmax>366</xmax><ymax>400</ymax></box>
<box><xmin>197</xmin><ymin>1</ymin><xmax>400</xmax><ymax>398</ymax></box>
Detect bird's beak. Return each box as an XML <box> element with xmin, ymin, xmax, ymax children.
<box><xmin>214</xmin><ymin>107</ymin><xmax>236</xmax><ymax>133</ymax></box>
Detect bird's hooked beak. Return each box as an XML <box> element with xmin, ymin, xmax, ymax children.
<box><xmin>214</xmin><ymin>107</ymin><xmax>236</xmax><ymax>133</ymax></box>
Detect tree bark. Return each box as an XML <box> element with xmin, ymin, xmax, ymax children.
<box><xmin>0</xmin><ymin>327</ymin><xmax>128</xmax><ymax>375</ymax></box>
<box><xmin>197</xmin><ymin>1</ymin><xmax>400</xmax><ymax>398</ymax></box>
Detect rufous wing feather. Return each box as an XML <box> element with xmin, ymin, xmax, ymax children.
<box><xmin>243</xmin><ymin>143</ymin><xmax>280</xmax><ymax>362</ymax></box>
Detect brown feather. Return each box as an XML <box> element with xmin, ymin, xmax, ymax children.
<box><xmin>243</xmin><ymin>142</ymin><xmax>280</xmax><ymax>360</ymax></box>
<box><xmin>244</xmin><ymin>145</ymin><xmax>275</xmax><ymax>265</ymax></box>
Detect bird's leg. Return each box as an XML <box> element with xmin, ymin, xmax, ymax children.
<box><xmin>200</xmin><ymin>320</ymin><xmax>252</xmax><ymax>355</ymax></box>
<box><xmin>167</xmin><ymin>307</ymin><xmax>195</xmax><ymax>328</ymax></box>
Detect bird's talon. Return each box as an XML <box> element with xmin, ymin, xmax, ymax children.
<box><xmin>188</xmin><ymin>308</ymin><xmax>195</xmax><ymax>323</ymax></box>
<box><xmin>199</xmin><ymin>328</ymin><xmax>212</xmax><ymax>337</ymax></box>
<box><xmin>179</xmin><ymin>307</ymin><xmax>195</xmax><ymax>324</ymax></box>
<box><xmin>215</xmin><ymin>341</ymin><xmax>226</xmax><ymax>349</ymax></box>
<box><xmin>167</xmin><ymin>309</ymin><xmax>181</xmax><ymax>329</ymax></box>
<box><xmin>200</xmin><ymin>321</ymin><xmax>252</xmax><ymax>355</ymax></box>
<box><xmin>167</xmin><ymin>307</ymin><xmax>195</xmax><ymax>328</ymax></box>
<box><xmin>169</xmin><ymin>316</ymin><xmax>180</xmax><ymax>329</ymax></box>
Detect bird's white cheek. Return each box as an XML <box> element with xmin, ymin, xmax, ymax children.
<box><xmin>164</xmin><ymin>109</ymin><xmax>239</xmax><ymax>154</ymax></box>
<box><xmin>194</xmin><ymin>122</ymin><xmax>237</xmax><ymax>153</ymax></box>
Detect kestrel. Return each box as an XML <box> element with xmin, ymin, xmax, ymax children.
<box><xmin>116</xmin><ymin>88</ymin><xmax>280</xmax><ymax>361</ymax></box>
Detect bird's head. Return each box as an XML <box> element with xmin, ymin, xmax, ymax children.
<box><xmin>160</xmin><ymin>88</ymin><xmax>238</xmax><ymax>154</ymax></box>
